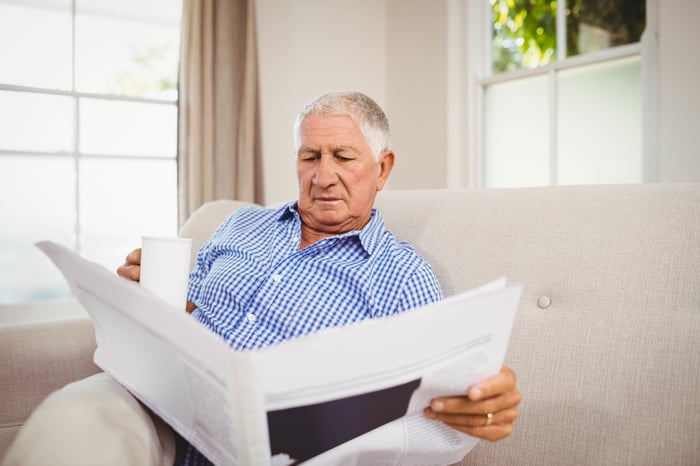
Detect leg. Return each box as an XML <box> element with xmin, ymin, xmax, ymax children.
<box><xmin>2</xmin><ymin>373</ymin><xmax>175</xmax><ymax>466</ymax></box>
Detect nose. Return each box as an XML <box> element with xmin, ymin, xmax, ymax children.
<box><xmin>312</xmin><ymin>155</ymin><xmax>337</xmax><ymax>187</ymax></box>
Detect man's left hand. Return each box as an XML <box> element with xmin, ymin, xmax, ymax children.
<box><xmin>423</xmin><ymin>365</ymin><xmax>521</xmax><ymax>441</ymax></box>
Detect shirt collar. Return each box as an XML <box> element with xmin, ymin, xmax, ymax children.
<box><xmin>278</xmin><ymin>201</ymin><xmax>385</xmax><ymax>255</ymax></box>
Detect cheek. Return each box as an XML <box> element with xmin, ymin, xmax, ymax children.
<box><xmin>297</xmin><ymin>168</ymin><xmax>312</xmax><ymax>189</ymax></box>
<box><xmin>353</xmin><ymin>166</ymin><xmax>381</xmax><ymax>190</ymax></box>
<box><xmin>348</xmin><ymin>172</ymin><xmax>379</xmax><ymax>202</ymax></box>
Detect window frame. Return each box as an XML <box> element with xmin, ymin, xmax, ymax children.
<box><xmin>0</xmin><ymin>0</ymin><xmax>180</xmax><ymax>304</ymax></box>
<box><xmin>459</xmin><ymin>0</ymin><xmax>659</xmax><ymax>189</ymax></box>
<box><xmin>0</xmin><ymin>83</ymin><xmax>178</xmax><ymax>252</ymax></box>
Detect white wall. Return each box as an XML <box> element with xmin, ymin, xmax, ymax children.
<box><xmin>255</xmin><ymin>0</ymin><xmax>452</xmax><ymax>203</ymax></box>
<box><xmin>658</xmin><ymin>0</ymin><xmax>700</xmax><ymax>182</ymax></box>
<box><xmin>255</xmin><ymin>0</ymin><xmax>388</xmax><ymax>205</ymax></box>
<box><xmin>385</xmin><ymin>0</ymin><xmax>448</xmax><ymax>190</ymax></box>
<box><xmin>256</xmin><ymin>0</ymin><xmax>700</xmax><ymax>204</ymax></box>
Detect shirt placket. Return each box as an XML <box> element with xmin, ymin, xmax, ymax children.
<box><xmin>237</xmin><ymin>219</ymin><xmax>304</xmax><ymax>348</ymax></box>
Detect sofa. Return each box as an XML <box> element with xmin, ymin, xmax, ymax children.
<box><xmin>1</xmin><ymin>183</ymin><xmax>699</xmax><ymax>465</ymax></box>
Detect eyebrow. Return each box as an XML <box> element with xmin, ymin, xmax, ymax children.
<box><xmin>298</xmin><ymin>145</ymin><xmax>359</xmax><ymax>154</ymax></box>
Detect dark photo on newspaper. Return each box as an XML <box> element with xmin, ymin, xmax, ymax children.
<box><xmin>268</xmin><ymin>378</ymin><xmax>421</xmax><ymax>462</ymax></box>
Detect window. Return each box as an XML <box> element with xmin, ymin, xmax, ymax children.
<box><xmin>478</xmin><ymin>0</ymin><xmax>649</xmax><ymax>188</ymax></box>
<box><xmin>0</xmin><ymin>0</ymin><xmax>182</xmax><ymax>304</ymax></box>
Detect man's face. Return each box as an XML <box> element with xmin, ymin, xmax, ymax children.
<box><xmin>296</xmin><ymin>113</ymin><xmax>394</xmax><ymax>237</ymax></box>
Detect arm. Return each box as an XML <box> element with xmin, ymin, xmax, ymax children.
<box><xmin>424</xmin><ymin>365</ymin><xmax>521</xmax><ymax>441</ymax></box>
<box><xmin>116</xmin><ymin>248</ymin><xmax>197</xmax><ymax>313</ymax></box>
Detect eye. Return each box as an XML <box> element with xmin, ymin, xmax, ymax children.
<box><xmin>334</xmin><ymin>152</ymin><xmax>354</xmax><ymax>162</ymax></box>
<box><xmin>299</xmin><ymin>151</ymin><xmax>320</xmax><ymax>161</ymax></box>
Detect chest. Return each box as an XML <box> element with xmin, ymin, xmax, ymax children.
<box><xmin>196</xmin><ymin>226</ymin><xmax>399</xmax><ymax>348</ymax></box>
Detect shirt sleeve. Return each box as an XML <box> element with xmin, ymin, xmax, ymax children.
<box><xmin>395</xmin><ymin>260</ymin><xmax>444</xmax><ymax>313</ymax></box>
<box><xmin>186</xmin><ymin>211</ymin><xmax>239</xmax><ymax>305</ymax></box>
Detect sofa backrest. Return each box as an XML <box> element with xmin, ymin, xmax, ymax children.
<box><xmin>179</xmin><ymin>199</ymin><xmax>258</xmax><ymax>266</ymax></box>
<box><xmin>375</xmin><ymin>184</ymin><xmax>700</xmax><ymax>465</ymax></box>
<box><xmin>179</xmin><ymin>183</ymin><xmax>700</xmax><ymax>465</ymax></box>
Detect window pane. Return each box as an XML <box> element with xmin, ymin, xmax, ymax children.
<box><xmin>491</xmin><ymin>0</ymin><xmax>557</xmax><ymax>73</ymax></box>
<box><xmin>79</xmin><ymin>158</ymin><xmax>178</xmax><ymax>272</ymax></box>
<box><xmin>0</xmin><ymin>0</ymin><xmax>182</xmax><ymax>305</ymax></box>
<box><xmin>491</xmin><ymin>1</ymin><xmax>646</xmax><ymax>73</ymax></box>
<box><xmin>557</xmin><ymin>57</ymin><xmax>642</xmax><ymax>185</ymax></box>
<box><xmin>484</xmin><ymin>75</ymin><xmax>550</xmax><ymax>187</ymax></box>
<box><xmin>566</xmin><ymin>0</ymin><xmax>645</xmax><ymax>56</ymax></box>
<box><xmin>0</xmin><ymin>155</ymin><xmax>75</xmax><ymax>303</ymax></box>
<box><xmin>0</xmin><ymin>0</ymin><xmax>72</xmax><ymax>90</ymax></box>
<box><xmin>79</xmin><ymin>99</ymin><xmax>177</xmax><ymax>156</ymax></box>
<box><xmin>75</xmin><ymin>0</ymin><xmax>181</xmax><ymax>100</ymax></box>
<box><xmin>0</xmin><ymin>91</ymin><xmax>75</xmax><ymax>152</ymax></box>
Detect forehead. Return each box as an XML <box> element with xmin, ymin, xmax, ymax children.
<box><xmin>298</xmin><ymin>114</ymin><xmax>365</xmax><ymax>146</ymax></box>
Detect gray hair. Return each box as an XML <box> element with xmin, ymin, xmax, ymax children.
<box><xmin>293</xmin><ymin>91</ymin><xmax>391</xmax><ymax>161</ymax></box>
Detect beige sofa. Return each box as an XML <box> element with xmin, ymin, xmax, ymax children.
<box><xmin>2</xmin><ymin>184</ymin><xmax>699</xmax><ymax>465</ymax></box>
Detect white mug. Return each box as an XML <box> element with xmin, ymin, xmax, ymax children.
<box><xmin>140</xmin><ymin>236</ymin><xmax>193</xmax><ymax>310</ymax></box>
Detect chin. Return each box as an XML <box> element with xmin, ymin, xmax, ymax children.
<box><xmin>313</xmin><ymin>212</ymin><xmax>347</xmax><ymax>228</ymax></box>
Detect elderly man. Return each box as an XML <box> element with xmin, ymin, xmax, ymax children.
<box><xmin>4</xmin><ymin>92</ymin><xmax>520</xmax><ymax>466</ymax></box>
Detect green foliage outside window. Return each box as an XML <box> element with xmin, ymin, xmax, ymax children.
<box><xmin>492</xmin><ymin>0</ymin><xmax>557</xmax><ymax>72</ymax></box>
<box><xmin>491</xmin><ymin>0</ymin><xmax>646</xmax><ymax>73</ymax></box>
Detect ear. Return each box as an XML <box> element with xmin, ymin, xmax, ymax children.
<box><xmin>376</xmin><ymin>150</ymin><xmax>395</xmax><ymax>191</ymax></box>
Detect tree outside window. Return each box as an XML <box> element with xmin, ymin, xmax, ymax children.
<box><xmin>492</xmin><ymin>0</ymin><xmax>646</xmax><ymax>73</ymax></box>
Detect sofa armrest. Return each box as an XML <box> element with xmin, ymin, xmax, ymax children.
<box><xmin>0</xmin><ymin>318</ymin><xmax>100</xmax><ymax>455</ymax></box>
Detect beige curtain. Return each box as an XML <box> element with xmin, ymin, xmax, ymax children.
<box><xmin>178</xmin><ymin>0</ymin><xmax>264</xmax><ymax>225</ymax></box>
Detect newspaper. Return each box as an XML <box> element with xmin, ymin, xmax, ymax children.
<box><xmin>37</xmin><ymin>240</ymin><xmax>522</xmax><ymax>466</ymax></box>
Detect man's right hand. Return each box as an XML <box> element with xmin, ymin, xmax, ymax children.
<box><xmin>117</xmin><ymin>247</ymin><xmax>197</xmax><ymax>313</ymax></box>
<box><xmin>116</xmin><ymin>248</ymin><xmax>142</xmax><ymax>282</ymax></box>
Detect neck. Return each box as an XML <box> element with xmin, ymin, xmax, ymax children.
<box><xmin>298</xmin><ymin>216</ymin><xmax>372</xmax><ymax>249</ymax></box>
<box><xmin>299</xmin><ymin>224</ymin><xmax>334</xmax><ymax>249</ymax></box>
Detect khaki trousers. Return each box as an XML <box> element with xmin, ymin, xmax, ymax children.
<box><xmin>2</xmin><ymin>373</ymin><xmax>176</xmax><ymax>466</ymax></box>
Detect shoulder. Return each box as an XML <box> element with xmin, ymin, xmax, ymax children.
<box><xmin>370</xmin><ymin>215</ymin><xmax>428</xmax><ymax>268</ymax></box>
<box><xmin>380</xmin><ymin>231</ymin><xmax>425</xmax><ymax>263</ymax></box>
<box><xmin>373</xmin><ymin>227</ymin><xmax>439</xmax><ymax>285</ymax></box>
<box><xmin>368</xmin><ymin>210</ymin><xmax>443</xmax><ymax>302</ymax></box>
<box><xmin>368</xmin><ymin>229</ymin><xmax>444</xmax><ymax>313</ymax></box>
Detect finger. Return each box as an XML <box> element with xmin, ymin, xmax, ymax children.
<box><xmin>453</xmin><ymin>421</ymin><xmax>515</xmax><ymax>442</ymax></box>
<box><xmin>425</xmin><ymin>407</ymin><xmax>519</xmax><ymax>429</ymax></box>
<box><xmin>430</xmin><ymin>408</ymin><xmax>519</xmax><ymax>442</ymax></box>
<box><xmin>126</xmin><ymin>248</ymin><xmax>142</xmax><ymax>265</ymax></box>
<box><xmin>116</xmin><ymin>248</ymin><xmax>142</xmax><ymax>281</ymax></box>
<box><xmin>468</xmin><ymin>365</ymin><xmax>516</xmax><ymax>401</ymax></box>
<box><xmin>429</xmin><ymin>387</ymin><xmax>521</xmax><ymax>416</ymax></box>
<box><xmin>116</xmin><ymin>263</ymin><xmax>141</xmax><ymax>282</ymax></box>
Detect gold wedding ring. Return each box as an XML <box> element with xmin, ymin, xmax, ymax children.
<box><xmin>485</xmin><ymin>412</ymin><xmax>494</xmax><ymax>426</ymax></box>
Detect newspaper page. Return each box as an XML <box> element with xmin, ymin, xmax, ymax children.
<box><xmin>37</xmin><ymin>241</ymin><xmax>270</xmax><ymax>465</ymax></box>
<box><xmin>38</xmin><ymin>241</ymin><xmax>521</xmax><ymax>466</ymax></box>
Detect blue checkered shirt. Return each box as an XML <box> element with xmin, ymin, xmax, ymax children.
<box><xmin>179</xmin><ymin>202</ymin><xmax>443</xmax><ymax>465</ymax></box>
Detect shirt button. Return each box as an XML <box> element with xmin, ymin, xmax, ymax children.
<box><xmin>246</xmin><ymin>313</ymin><xmax>257</xmax><ymax>323</ymax></box>
<box><xmin>537</xmin><ymin>296</ymin><xmax>552</xmax><ymax>309</ymax></box>
<box><xmin>292</xmin><ymin>236</ymin><xmax>299</xmax><ymax>243</ymax></box>
<box><xmin>272</xmin><ymin>274</ymin><xmax>282</xmax><ymax>283</ymax></box>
